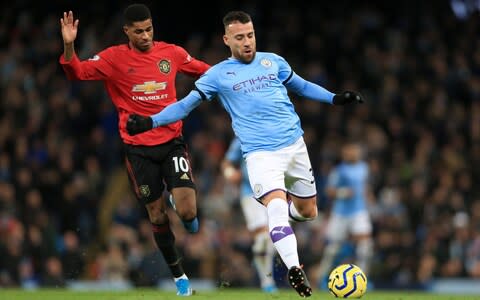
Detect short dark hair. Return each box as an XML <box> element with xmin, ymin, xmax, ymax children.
<box><xmin>124</xmin><ymin>4</ymin><xmax>152</xmax><ymax>25</ymax></box>
<box><xmin>222</xmin><ymin>11</ymin><xmax>252</xmax><ymax>29</ymax></box>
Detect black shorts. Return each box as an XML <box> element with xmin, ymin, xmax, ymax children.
<box><xmin>124</xmin><ymin>137</ymin><xmax>196</xmax><ymax>204</ymax></box>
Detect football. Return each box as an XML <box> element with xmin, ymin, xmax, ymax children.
<box><xmin>327</xmin><ymin>264</ymin><xmax>367</xmax><ymax>298</ymax></box>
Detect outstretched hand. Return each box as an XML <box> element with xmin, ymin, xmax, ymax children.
<box><xmin>126</xmin><ymin>114</ymin><xmax>153</xmax><ymax>135</ymax></box>
<box><xmin>60</xmin><ymin>11</ymin><xmax>79</xmax><ymax>44</ymax></box>
<box><xmin>332</xmin><ymin>91</ymin><xmax>364</xmax><ymax>105</ymax></box>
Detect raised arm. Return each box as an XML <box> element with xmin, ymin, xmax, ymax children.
<box><xmin>126</xmin><ymin>90</ymin><xmax>203</xmax><ymax>135</ymax></box>
<box><xmin>60</xmin><ymin>11</ymin><xmax>79</xmax><ymax>62</ymax></box>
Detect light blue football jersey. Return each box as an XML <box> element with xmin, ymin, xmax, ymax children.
<box><xmin>196</xmin><ymin>52</ymin><xmax>303</xmax><ymax>155</ymax></box>
<box><xmin>225</xmin><ymin>137</ymin><xmax>252</xmax><ymax>198</ymax></box>
<box><xmin>327</xmin><ymin>161</ymin><xmax>369</xmax><ymax>216</ymax></box>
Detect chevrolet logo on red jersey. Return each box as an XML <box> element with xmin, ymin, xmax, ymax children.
<box><xmin>132</xmin><ymin>81</ymin><xmax>167</xmax><ymax>94</ymax></box>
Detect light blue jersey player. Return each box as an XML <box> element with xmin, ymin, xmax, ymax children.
<box><xmin>314</xmin><ymin>142</ymin><xmax>373</xmax><ymax>286</ymax></box>
<box><xmin>125</xmin><ymin>11</ymin><xmax>364</xmax><ymax>298</ymax></box>
<box><xmin>223</xmin><ymin>138</ymin><xmax>255</xmax><ymax>202</ymax></box>
<box><xmin>222</xmin><ymin>137</ymin><xmax>277</xmax><ymax>293</ymax></box>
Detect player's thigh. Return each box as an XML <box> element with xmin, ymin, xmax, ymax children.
<box><xmin>245</xmin><ymin>150</ymin><xmax>288</xmax><ymax>199</ymax></box>
<box><xmin>124</xmin><ymin>147</ymin><xmax>164</xmax><ymax>205</ymax></box>
<box><xmin>285</xmin><ymin>137</ymin><xmax>317</xmax><ymax>199</ymax></box>
<box><xmin>162</xmin><ymin>139</ymin><xmax>196</xmax><ymax>193</ymax></box>
<box><xmin>240</xmin><ymin>195</ymin><xmax>268</xmax><ymax>231</ymax></box>
<box><xmin>325</xmin><ymin>214</ymin><xmax>350</xmax><ymax>242</ymax></box>
<box><xmin>349</xmin><ymin>211</ymin><xmax>372</xmax><ymax>236</ymax></box>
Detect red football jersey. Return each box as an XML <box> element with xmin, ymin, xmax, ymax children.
<box><xmin>60</xmin><ymin>42</ymin><xmax>210</xmax><ymax>145</ymax></box>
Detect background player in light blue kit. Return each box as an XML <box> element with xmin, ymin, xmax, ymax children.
<box><xmin>126</xmin><ymin>10</ymin><xmax>364</xmax><ymax>297</ymax></box>
<box><xmin>221</xmin><ymin>137</ymin><xmax>277</xmax><ymax>293</ymax></box>
<box><xmin>313</xmin><ymin>142</ymin><xmax>374</xmax><ymax>286</ymax></box>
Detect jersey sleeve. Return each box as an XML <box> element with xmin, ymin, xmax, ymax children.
<box><xmin>151</xmin><ymin>90</ymin><xmax>203</xmax><ymax>128</ymax></box>
<box><xmin>274</xmin><ymin>54</ymin><xmax>294</xmax><ymax>83</ymax></box>
<box><xmin>275</xmin><ymin>52</ymin><xmax>334</xmax><ymax>103</ymax></box>
<box><xmin>59</xmin><ymin>48</ymin><xmax>114</xmax><ymax>80</ymax></box>
<box><xmin>194</xmin><ymin>68</ymin><xmax>219</xmax><ymax>101</ymax></box>
<box><xmin>225</xmin><ymin>138</ymin><xmax>243</xmax><ymax>164</ymax></box>
<box><xmin>173</xmin><ymin>45</ymin><xmax>210</xmax><ymax>77</ymax></box>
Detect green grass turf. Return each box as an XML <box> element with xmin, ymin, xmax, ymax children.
<box><xmin>1</xmin><ymin>289</ymin><xmax>479</xmax><ymax>300</ymax></box>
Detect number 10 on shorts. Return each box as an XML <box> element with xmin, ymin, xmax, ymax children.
<box><xmin>172</xmin><ymin>156</ymin><xmax>189</xmax><ymax>173</ymax></box>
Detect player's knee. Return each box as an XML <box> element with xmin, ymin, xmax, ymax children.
<box><xmin>306</xmin><ymin>208</ymin><xmax>318</xmax><ymax>219</ymax></box>
<box><xmin>171</xmin><ymin>191</ymin><xmax>197</xmax><ymax>220</ymax></box>
<box><xmin>292</xmin><ymin>198</ymin><xmax>318</xmax><ymax>220</ymax></box>
<box><xmin>179</xmin><ymin>211</ymin><xmax>197</xmax><ymax>221</ymax></box>
<box><xmin>177</xmin><ymin>207</ymin><xmax>196</xmax><ymax>221</ymax></box>
<box><xmin>298</xmin><ymin>206</ymin><xmax>317</xmax><ymax>219</ymax></box>
<box><xmin>148</xmin><ymin>210</ymin><xmax>169</xmax><ymax>224</ymax></box>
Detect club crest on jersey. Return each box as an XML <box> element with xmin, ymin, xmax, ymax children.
<box><xmin>158</xmin><ymin>59</ymin><xmax>171</xmax><ymax>74</ymax></box>
<box><xmin>260</xmin><ymin>58</ymin><xmax>272</xmax><ymax>68</ymax></box>
<box><xmin>132</xmin><ymin>81</ymin><xmax>167</xmax><ymax>94</ymax></box>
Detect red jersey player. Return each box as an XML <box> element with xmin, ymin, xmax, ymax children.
<box><xmin>59</xmin><ymin>4</ymin><xmax>209</xmax><ymax>296</ymax></box>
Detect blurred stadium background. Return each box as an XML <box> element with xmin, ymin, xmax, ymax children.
<box><xmin>1</xmin><ymin>0</ymin><xmax>480</xmax><ymax>294</ymax></box>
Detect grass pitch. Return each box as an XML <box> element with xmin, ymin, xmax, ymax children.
<box><xmin>1</xmin><ymin>289</ymin><xmax>479</xmax><ymax>300</ymax></box>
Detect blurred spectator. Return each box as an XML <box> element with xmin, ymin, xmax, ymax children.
<box><xmin>97</xmin><ymin>243</ymin><xmax>128</xmax><ymax>282</ymax></box>
<box><xmin>18</xmin><ymin>258</ymin><xmax>38</xmax><ymax>289</ymax></box>
<box><xmin>441</xmin><ymin>212</ymin><xmax>470</xmax><ymax>277</ymax></box>
<box><xmin>61</xmin><ymin>231</ymin><xmax>85</xmax><ymax>280</ymax></box>
<box><xmin>42</xmin><ymin>256</ymin><xmax>65</xmax><ymax>287</ymax></box>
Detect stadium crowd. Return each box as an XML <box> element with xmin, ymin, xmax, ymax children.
<box><xmin>1</xmin><ymin>0</ymin><xmax>480</xmax><ymax>290</ymax></box>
